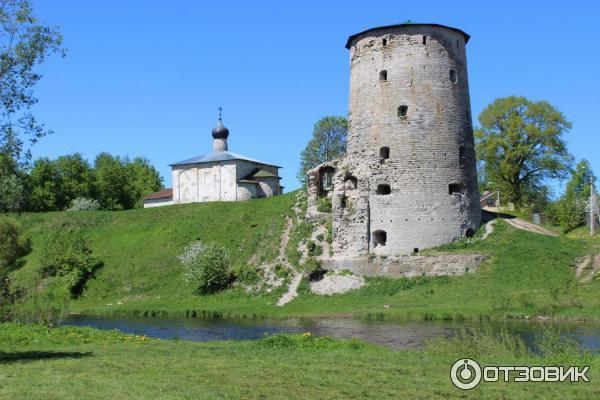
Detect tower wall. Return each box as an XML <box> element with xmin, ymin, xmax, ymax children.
<box><xmin>333</xmin><ymin>25</ymin><xmax>480</xmax><ymax>256</ymax></box>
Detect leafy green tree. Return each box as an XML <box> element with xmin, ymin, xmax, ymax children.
<box><xmin>126</xmin><ymin>157</ymin><xmax>163</xmax><ymax>208</ymax></box>
<box><xmin>28</xmin><ymin>157</ymin><xmax>59</xmax><ymax>211</ymax></box>
<box><xmin>93</xmin><ymin>153</ymin><xmax>129</xmax><ymax>210</ymax></box>
<box><xmin>298</xmin><ymin>116</ymin><xmax>347</xmax><ymax>184</ymax></box>
<box><xmin>29</xmin><ymin>154</ymin><xmax>94</xmax><ymax>211</ymax></box>
<box><xmin>0</xmin><ymin>0</ymin><xmax>64</xmax><ymax>212</ymax></box>
<box><xmin>0</xmin><ymin>154</ymin><xmax>27</xmax><ymax>212</ymax></box>
<box><xmin>475</xmin><ymin>96</ymin><xmax>573</xmax><ymax>206</ymax></box>
<box><xmin>93</xmin><ymin>153</ymin><xmax>162</xmax><ymax>210</ymax></box>
<box><xmin>548</xmin><ymin>160</ymin><xmax>597</xmax><ymax>232</ymax></box>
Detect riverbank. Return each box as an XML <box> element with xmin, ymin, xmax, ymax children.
<box><xmin>7</xmin><ymin>194</ymin><xmax>600</xmax><ymax>323</ymax></box>
<box><xmin>68</xmin><ymin>222</ymin><xmax>600</xmax><ymax>323</ymax></box>
<box><xmin>0</xmin><ymin>323</ymin><xmax>597</xmax><ymax>399</ymax></box>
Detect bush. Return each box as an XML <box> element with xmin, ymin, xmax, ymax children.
<box><xmin>317</xmin><ymin>197</ymin><xmax>332</xmax><ymax>213</ymax></box>
<box><xmin>179</xmin><ymin>241</ymin><xmax>232</xmax><ymax>294</ymax></box>
<box><xmin>40</xmin><ymin>230</ymin><xmax>101</xmax><ymax>298</ymax></box>
<box><xmin>306</xmin><ymin>240</ymin><xmax>323</xmax><ymax>257</ymax></box>
<box><xmin>233</xmin><ymin>264</ymin><xmax>263</xmax><ymax>285</ymax></box>
<box><xmin>302</xmin><ymin>257</ymin><xmax>324</xmax><ymax>281</ymax></box>
<box><xmin>0</xmin><ymin>218</ymin><xmax>31</xmax><ymax>274</ymax></box>
<box><xmin>68</xmin><ymin>197</ymin><xmax>101</xmax><ymax>211</ymax></box>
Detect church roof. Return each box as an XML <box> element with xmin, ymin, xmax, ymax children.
<box><xmin>170</xmin><ymin>151</ymin><xmax>281</xmax><ymax>168</ymax></box>
<box><xmin>238</xmin><ymin>168</ymin><xmax>282</xmax><ymax>183</ymax></box>
<box><xmin>143</xmin><ymin>188</ymin><xmax>173</xmax><ymax>200</ymax></box>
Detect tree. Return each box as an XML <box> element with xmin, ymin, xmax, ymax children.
<box><xmin>548</xmin><ymin>160</ymin><xmax>597</xmax><ymax>232</ymax></box>
<box><xmin>93</xmin><ymin>153</ymin><xmax>162</xmax><ymax>210</ymax></box>
<box><xmin>0</xmin><ymin>153</ymin><xmax>26</xmax><ymax>212</ymax></box>
<box><xmin>93</xmin><ymin>153</ymin><xmax>129</xmax><ymax>210</ymax></box>
<box><xmin>0</xmin><ymin>0</ymin><xmax>64</xmax><ymax>211</ymax></box>
<box><xmin>298</xmin><ymin>116</ymin><xmax>348</xmax><ymax>184</ymax></box>
<box><xmin>475</xmin><ymin>96</ymin><xmax>573</xmax><ymax>206</ymax></box>
<box><xmin>29</xmin><ymin>154</ymin><xmax>94</xmax><ymax>211</ymax></box>
<box><xmin>126</xmin><ymin>157</ymin><xmax>163</xmax><ymax>208</ymax></box>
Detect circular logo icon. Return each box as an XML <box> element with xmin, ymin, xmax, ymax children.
<box><xmin>450</xmin><ymin>358</ymin><xmax>482</xmax><ymax>390</ymax></box>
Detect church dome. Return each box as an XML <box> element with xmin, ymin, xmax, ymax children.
<box><xmin>212</xmin><ymin>120</ymin><xmax>229</xmax><ymax>139</ymax></box>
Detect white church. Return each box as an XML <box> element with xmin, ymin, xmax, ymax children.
<box><xmin>143</xmin><ymin>113</ymin><xmax>283</xmax><ymax>208</ymax></box>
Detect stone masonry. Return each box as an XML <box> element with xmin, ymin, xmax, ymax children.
<box><xmin>308</xmin><ymin>23</ymin><xmax>481</xmax><ymax>256</ymax></box>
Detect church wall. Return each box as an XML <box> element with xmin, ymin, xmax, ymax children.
<box><xmin>237</xmin><ymin>183</ymin><xmax>258</xmax><ymax>201</ymax></box>
<box><xmin>256</xmin><ymin>177</ymin><xmax>279</xmax><ymax>197</ymax></box>
<box><xmin>172</xmin><ymin>161</ymin><xmax>238</xmax><ymax>203</ymax></box>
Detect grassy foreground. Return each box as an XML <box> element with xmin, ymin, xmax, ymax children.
<box><xmin>0</xmin><ymin>323</ymin><xmax>598</xmax><ymax>399</ymax></box>
<box><xmin>7</xmin><ymin>192</ymin><xmax>600</xmax><ymax>321</ymax></box>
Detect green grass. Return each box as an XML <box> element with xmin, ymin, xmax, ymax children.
<box><xmin>7</xmin><ymin>193</ymin><xmax>600</xmax><ymax>322</ymax></box>
<box><xmin>1</xmin><ymin>323</ymin><xmax>598</xmax><ymax>399</ymax></box>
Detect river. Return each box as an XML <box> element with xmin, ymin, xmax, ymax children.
<box><xmin>62</xmin><ymin>315</ymin><xmax>600</xmax><ymax>352</ymax></box>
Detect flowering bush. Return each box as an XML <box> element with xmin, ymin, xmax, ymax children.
<box><xmin>68</xmin><ymin>197</ymin><xmax>101</xmax><ymax>211</ymax></box>
<box><xmin>178</xmin><ymin>241</ymin><xmax>232</xmax><ymax>294</ymax></box>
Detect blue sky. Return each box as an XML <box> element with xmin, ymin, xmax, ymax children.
<box><xmin>31</xmin><ymin>0</ymin><xmax>600</xmax><ymax>194</ymax></box>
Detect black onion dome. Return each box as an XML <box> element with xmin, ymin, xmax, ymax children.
<box><xmin>212</xmin><ymin>120</ymin><xmax>229</xmax><ymax>139</ymax></box>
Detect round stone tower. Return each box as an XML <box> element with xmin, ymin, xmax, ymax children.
<box><xmin>332</xmin><ymin>23</ymin><xmax>481</xmax><ymax>256</ymax></box>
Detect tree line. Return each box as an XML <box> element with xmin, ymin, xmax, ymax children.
<box><xmin>4</xmin><ymin>152</ymin><xmax>162</xmax><ymax>212</ymax></box>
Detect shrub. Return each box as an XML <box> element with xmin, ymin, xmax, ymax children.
<box><xmin>40</xmin><ymin>230</ymin><xmax>101</xmax><ymax>298</ymax></box>
<box><xmin>317</xmin><ymin>197</ymin><xmax>332</xmax><ymax>213</ymax></box>
<box><xmin>68</xmin><ymin>197</ymin><xmax>101</xmax><ymax>211</ymax></box>
<box><xmin>179</xmin><ymin>241</ymin><xmax>232</xmax><ymax>294</ymax></box>
<box><xmin>302</xmin><ymin>257</ymin><xmax>324</xmax><ymax>281</ymax></box>
<box><xmin>233</xmin><ymin>264</ymin><xmax>263</xmax><ymax>285</ymax></box>
<box><xmin>306</xmin><ymin>240</ymin><xmax>323</xmax><ymax>257</ymax></box>
<box><xmin>0</xmin><ymin>218</ymin><xmax>31</xmax><ymax>274</ymax></box>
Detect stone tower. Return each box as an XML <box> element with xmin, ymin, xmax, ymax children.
<box><xmin>331</xmin><ymin>23</ymin><xmax>481</xmax><ymax>256</ymax></box>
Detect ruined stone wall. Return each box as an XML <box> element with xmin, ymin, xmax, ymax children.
<box><xmin>333</xmin><ymin>25</ymin><xmax>480</xmax><ymax>256</ymax></box>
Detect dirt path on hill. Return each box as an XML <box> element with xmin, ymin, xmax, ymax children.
<box><xmin>575</xmin><ymin>255</ymin><xmax>592</xmax><ymax>278</ymax></box>
<box><xmin>581</xmin><ymin>254</ymin><xmax>600</xmax><ymax>283</ymax></box>
<box><xmin>276</xmin><ymin>217</ymin><xmax>303</xmax><ymax>306</ymax></box>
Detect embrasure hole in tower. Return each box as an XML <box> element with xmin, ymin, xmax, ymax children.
<box><xmin>373</xmin><ymin>230</ymin><xmax>387</xmax><ymax>247</ymax></box>
<box><xmin>379</xmin><ymin>70</ymin><xmax>387</xmax><ymax>81</ymax></box>
<box><xmin>397</xmin><ymin>105</ymin><xmax>408</xmax><ymax>118</ymax></box>
<box><xmin>382</xmin><ymin>38</ymin><xmax>387</xmax><ymax>47</ymax></box>
<box><xmin>377</xmin><ymin>184</ymin><xmax>391</xmax><ymax>195</ymax></box>
<box><xmin>422</xmin><ymin>35</ymin><xmax>427</xmax><ymax>45</ymax></box>
<box><xmin>379</xmin><ymin>146</ymin><xmax>390</xmax><ymax>161</ymax></box>
<box><xmin>413</xmin><ymin>248</ymin><xmax>419</xmax><ymax>254</ymax></box>
<box><xmin>465</xmin><ymin>228</ymin><xmax>475</xmax><ymax>238</ymax></box>
<box><xmin>449</xmin><ymin>69</ymin><xmax>457</xmax><ymax>83</ymax></box>
<box><xmin>459</xmin><ymin>145</ymin><xmax>466</xmax><ymax>165</ymax></box>
<box><xmin>340</xmin><ymin>195</ymin><xmax>347</xmax><ymax>209</ymax></box>
<box><xmin>448</xmin><ymin>183</ymin><xmax>462</xmax><ymax>195</ymax></box>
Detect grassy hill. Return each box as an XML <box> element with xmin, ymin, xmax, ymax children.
<box><xmin>10</xmin><ymin>193</ymin><xmax>295</xmax><ymax>306</ymax></box>
<box><xmin>7</xmin><ymin>192</ymin><xmax>600</xmax><ymax>321</ymax></box>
